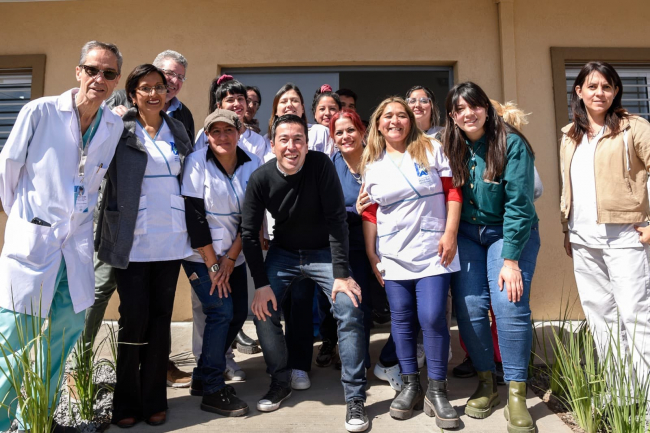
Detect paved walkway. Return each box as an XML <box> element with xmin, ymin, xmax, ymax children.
<box><xmin>97</xmin><ymin>321</ymin><xmax>570</xmax><ymax>433</ymax></box>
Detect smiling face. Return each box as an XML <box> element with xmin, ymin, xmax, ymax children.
<box><xmin>245</xmin><ymin>89</ymin><xmax>260</xmax><ymax>121</ymax></box>
<box><xmin>132</xmin><ymin>71</ymin><xmax>166</xmax><ymax>115</ymax></box>
<box><xmin>451</xmin><ymin>96</ymin><xmax>487</xmax><ymax>142</ymax></box>
<box><xmin>159</xmin><ymin>58</ymin><xmax>185</xmax><ymax>103</ymax></box>
<box><xmin>75</xmin><ymin>48</ymin><xmax>121</xmax><ymax>103</ymax></box>
<box><xmin>315</xmin><ymin>96</ymin><xmax>340</xmax><ymax>127</ymax></box>
<box><xmin>378</xmin><ymin>102</ymin><xmax>411</xmax><ymax>146</ymax></box>
<box><xmin>333</xmin><ymin>117</ymin><xmax>363</xmax><ymax>157</ymax></box>
<box><xmin>276</xmin><ymin>90</ymin><xmax>304</xmax><ymax>118</ymax></box>
<box><xmin>576</xmin><ymin>70</ymin><xmax>618</xmax><ymax>121</ymax></box>
<box><xmin>407</xmin><ymin>89</ymin><xmax>432</xmax><ymax>126</ymax></box>
<box><xmin>219</xmin><ymin>92</ymin><xmax>247</xmax><ymax>124</ymax></box>
<box><xmin>271</xmin><ymin>121</ymin><xmax>308</xmax><ymax>175</ymax></box>
<box><xmin>206</xmin><ymin>121</ymin><xmax>240</xmax><ymax>156</ymax></box>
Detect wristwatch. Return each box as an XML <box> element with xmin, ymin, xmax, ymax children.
<box><xmin>209</xmin><ymin>263</ymin><xmax>220</xmax><ymax>273</ymax></box>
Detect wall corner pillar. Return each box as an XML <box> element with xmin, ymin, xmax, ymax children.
<box><xmin>494</xmin><ymin>0</ymin><xmax>518</xmax><ymax>102</ymax></box>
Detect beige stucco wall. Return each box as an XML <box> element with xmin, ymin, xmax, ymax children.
<box><xmin>0</xmin><ymin>0</ymin><xmax>648</xmax><ymax>321</ymax></box>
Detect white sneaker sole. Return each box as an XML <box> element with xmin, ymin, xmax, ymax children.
<box><xmin>345</xmin><ymin>419</ymin><xmax>369</xmax><ymax>432</ymax></box>
<box><xmin>167</xmin><ymin>379</ymin><xmax>191</xmax><ymax>388</ymax></box>
<box><xmin>256</xmin><ymin>390</ymin><xmax>292</xmax><ymax>412</ymax></box>
<box><xmin>291</xmin><ymin>380</ymin><xmax>311</xmax><ymax>390</ymax></box>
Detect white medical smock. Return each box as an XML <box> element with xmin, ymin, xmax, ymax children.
<box><xmin>364</xmin><ymin>141</ymin><xmax>459</xmax><ymax>280</ymax></box>
<box><xmin>0</xmin><ymin>89</ymin><xmax>123</xmax><ymax>316</ymax></box>
<box><xmin>181</xmin><ymin>147</ymin><xmax>261</xmax><ymax>265</ymax></box>
<box><xmin>194</xmin><ymin>128</ymin><xmax>268</xmax><ymax>162</ymax></box>
<box><xmin>129</xmin><ymin>120</ymin><xmax>192</xmax><ymax>262</ymax></box>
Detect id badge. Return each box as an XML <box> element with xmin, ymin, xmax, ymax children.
<box><xmin>74</xmin><ymin>182</ymin><xmax>89</xmax><ymax>213</ymax></box>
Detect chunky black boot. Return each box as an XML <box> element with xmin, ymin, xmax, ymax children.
<box><xmin>234</xmin><ymin>330</ymin><xmax>261</xmax><ymax>354</ymax></box>
<box><xmin>389</xmin><ymin>373</ymin><xmax>424</xmax><ymax>420</ymax></box>
<box><xmin>424</xmin><ymin>379</ymin><xmax>460</xmax><ymax>428</ymax></box>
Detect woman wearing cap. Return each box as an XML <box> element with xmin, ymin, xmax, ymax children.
<box><xmin>181</xmin><ymin>108</ymin><xmax>262</xmax><ymax>416</ymax></box>
<box><xmin>194</xmin><ymin>75</ymin><xmax>268</xmax><ymax>162</ymax></box>
<box><xmin>95</xmin><ymin>64</ymin><xmax>193</xmax><ymax>427</ymax></box>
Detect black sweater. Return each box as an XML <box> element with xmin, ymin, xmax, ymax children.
<box><xmin>242</xmin><ymin>151</ymin><xmax>350</xmax><ymax>289</ymax></box>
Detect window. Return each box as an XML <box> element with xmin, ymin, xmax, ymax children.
<box><xmin>566</xmin><ymin>65</ymin><xmax>650</xmax><ymax>121</ymax></box>
<box><xmin>0</xmin><ymin>69</ymin><xmax>32</xmax><ymax>150</ymax></box>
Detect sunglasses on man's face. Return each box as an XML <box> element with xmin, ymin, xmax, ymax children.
<box><xmin>79</xmin><ymin>65</ymin><xmax>119</xmax><ymax>81</ymax></box>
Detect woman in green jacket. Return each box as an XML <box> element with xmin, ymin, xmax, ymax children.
<box><xmin>443</xmin><ymin>81</ymin><xmax>540</xmax><ymax>433</ymax></box>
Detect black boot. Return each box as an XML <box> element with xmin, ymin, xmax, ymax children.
<box><xmin>234</xmin><ymin>330</ymin><xmax>261</xmax><ymax>354</ymax></box>
<box><xmin>389</xmin><ymin>373</ymin><xmax>424</xmax><ymax>420</ymax></box>
<box><xmin>424</xmin><ymin>379</ymin><xmax>460</xmax><ymax>429</ymax></box>
<box><xmin>201</xmin><ymin>386</ymin><xmax>249</xmax><ymax>417</ymax></box>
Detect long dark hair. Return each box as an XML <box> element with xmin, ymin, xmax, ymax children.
<box><xmin>268</xmin><ymin>83</ymin><xmax>309</xmax><ymax>135</ymax></box>
<box><xmin>568</xmin><ymin>61</ymin><xmax>628</xmax><ymax>143</ymax></box>
<box><xmin>406</xmin><ymin>85</ymin><xmax>440</xmax><ymax>128</ymax></box>
<box><xmin>443</xmin><ymin>81</ymin><xmax>534</xmax><ymax>187</ymax></box>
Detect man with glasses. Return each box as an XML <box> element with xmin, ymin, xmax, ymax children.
<box><xmin>0</xmin><ymin>41</ymin><xmax>124</xmax><ymax>432</ymax></box>
<box><xmin>244</xmin><ymin>86</ymin><xmax>262</xmax><ymax>134</ymax></box>
<box><xmin>83</xmin><ymin>50</ymin><xmax>195</xmax><ymax>390</ymax></box>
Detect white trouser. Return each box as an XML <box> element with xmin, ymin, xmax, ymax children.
<box><xmin>572</xmin><ymin>244</ymin><xmax>650</xmax><ymax>382</ymax></box>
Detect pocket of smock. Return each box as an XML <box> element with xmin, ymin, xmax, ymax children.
<box><xmin>376</xmin><ymin>220</ymin><xmax>400</xmax><ymax>258</ymax></box>
<box><xmin>209</xmin><ymin>227</ymin><xmax>225</xmax><ymax>255</ymax></box>
<box><xmin>171</xmin><ymin>195</ymin><xmax>187</xmax><ymax>233</ymax></box>
<box><xmin>420</xmin><ymin>216</ymin><xmax>446</xmax><ymax>254</ymax></box>
<box><xmin>3</xmin><ymin>216</ymin><xmax>53</xmax><ymax>266</ymax></box>
<box><xmin>87</xmin><ymin>164</ymin><xmax>109</xmax><ymax>194</ymax></box>
<box><xmin>134</xmin><ymin>196</ymin><xmax>147</xmax><ymax>235</ymax></box>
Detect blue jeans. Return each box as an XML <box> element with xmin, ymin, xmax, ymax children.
<box><xmin>181</xmin><ymin>261</ymin><xmax>248</xmax><ymax>395</ymax></box>
<box><xmin>451</xmin><ymin>222</ymin><xmax>540</xmax><ymax>382</ymax></box>
<box><xmin>257</xmin><ymin>245</ymin><xmax>367</xmax><ymax>401</ymax></box>
<box><xmin>385</xmin><ymin>274</ymin><xmax>451</xmax><ymax>379</ymax></box>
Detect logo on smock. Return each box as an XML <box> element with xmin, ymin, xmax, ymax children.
<box><xmin>170</xmin><ymin>142</ymin><xmax>179</xmax><ymax>155</ymax></box>
<box><xmin>415</xmin><ymin>163</ymin><xmax>433</xmax><ymax>185</ymax></box>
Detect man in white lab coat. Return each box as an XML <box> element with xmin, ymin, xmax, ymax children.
<box><xmin>0</xmin><ymin>40</ymin><xmax>124</xmax><ymax>432</ymax></box>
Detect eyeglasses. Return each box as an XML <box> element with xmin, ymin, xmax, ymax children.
<box><xmin>79</xmin><ymin>65</ymin><xmax>119</xmax><ymax>81</ymax></box>
<box><xmin>406</xmin><ymin>97</ymin><xmax>431</xmax><ymax>105</ymax></box>
<box><xmin>161</xmin><ymin>69</ymin><xmax>186</xmax><ymax>82</ymax></box>
<box><xmin>247</xmin><ymin>99</ymin><xmax>260</xmax><ymax>108</ymax></box>
<box><xmin>136</xmin><ymin>85</ymin><xmax>168</xmax><ymax>95</ymax></box>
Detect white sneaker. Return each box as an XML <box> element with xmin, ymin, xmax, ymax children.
<box><xmin>224</xmin><ymin>357</ymin><xmax>246</xmax><ymax>381</ymax></box>
<box><xmin>417</xmin><ymin>343</ymin><xmax>425</xmax><ymax>369</ymax></box>
<box><xmin>373</xmin><ymin>361</ymin><xmax>403</xmax><ymax>391</ymax></box>
<box><xmin>290</xmin><ymin>369</ymin><xmax>311</xmax><ymax>390</ymax></box>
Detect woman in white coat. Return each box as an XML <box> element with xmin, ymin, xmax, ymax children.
<box><xmin>95</xmin><ymin>64</ymin><xmax>193</xmax><ymax>428</ymax></box>
<box><xmin>0</xmin><ymin>41</ymin><xmax>124</xmax><ymax>431</ymax></box>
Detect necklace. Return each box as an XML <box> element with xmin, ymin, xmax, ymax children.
<box><xmin>342</xmin><ymin>156</ymin><xmax>362</xmax><ymax>185</ymax></box>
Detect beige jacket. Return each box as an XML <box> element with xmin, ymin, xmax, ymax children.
<box><xmin>560</xmin><ymin>115</ymin><xmax>650</xmax><ymax>232</ymax></box>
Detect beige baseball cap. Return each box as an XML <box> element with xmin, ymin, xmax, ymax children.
<box><xmin>204</xmin><ymin>109</ymin><xmax>241</xmax><ymax>132</ymax></box>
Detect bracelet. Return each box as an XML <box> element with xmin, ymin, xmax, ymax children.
<box><xmin>503</xmin><ymin>264</ymin><xmax>522</xmax><ymax>272</ymax></box>
<box><xmin>225</xmin><ymin>253</ymin><xmax>236</xmax><ymax>262</ymax></box>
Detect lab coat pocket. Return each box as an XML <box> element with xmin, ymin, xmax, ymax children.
<box><xmin>376</xmin><ymin>221</ymin><xmax>400</xmax><ymax>259</ymax></box>
<box><xmin>134</xmin><ymin>196</ymin><xmax>147</xmax><ymax>235</ymax></box>
<box><xmin>87</xmin><ymin>164</ymin><xmax>109</xmax><ymax>194</ymax></box>
<box><xmin>171</xmin><ymin>195</ymin><xmax>187</xmax><ymax>233</ymax></box>
<box><xmin>73</xmin><ymin>220</ymin><xmax>94</xmax><ymax>264</ymax></box>
<box><xmin>420</xmin><ymin>216</ymin><xmax>446</xmax><ymax>255</ymax></box>
<box><xmin>209</xmin><ymin>227</ymin><xmax>225</xmax><ymax>255</ymax></box>
<box><xmin>4</xmin><ymin>216</ymin><xmax>53</xmax><ymax>266</ymax></box>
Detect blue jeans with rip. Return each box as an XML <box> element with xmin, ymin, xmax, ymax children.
<box><xmin>451</xmin><ymin>222</ymin><xmax>540</xmax><ymax>382</ymax></box>
<box><xmin>181</xmin><ymin>261</ymin><xmax>248</xmax><ymax>395</ymax></box>
<box><xmin>256</xmin><ymin>245</ymin><xmax>367</xmax><ymax>402</ymax></box>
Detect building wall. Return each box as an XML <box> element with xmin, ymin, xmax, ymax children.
<box><xmin>0</xmin><ymin>0</ymin><xmax>648</xmax><ymax>320</ymax></box>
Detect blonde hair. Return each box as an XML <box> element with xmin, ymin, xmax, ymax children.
<box><xmin>490</xmin><ymin>99</ymin><xmax>531</xmax><ymax>131</ymax></box>
<box><xmin>361</xmin><ymin>97</ymin><xmax>433</xmax><ymax>174</ymax></box>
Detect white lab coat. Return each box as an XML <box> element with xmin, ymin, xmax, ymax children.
<box><xmin>181</xmin><ymin>147</ymin><xmax>261</xmax><ymax>265</ymax></box>
<box><xmin>364</xmin><ymin>141</ymin><xmax>460</xmax><ymax>280</ymax></box>
<box><xmin>0</xmin><ymin>89</ymin><xmax>123</xmax><ymax>316</ymax></box>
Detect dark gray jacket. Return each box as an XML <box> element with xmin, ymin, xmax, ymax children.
<box><xmin>106</xmin><ymin>89</ymin><xmax>195</xmax><ymax>144</ymax></box>
<box><xmin>94</xmin><ymin>108</ymin><xmax>192</xmax><ymax>268</ymax></box>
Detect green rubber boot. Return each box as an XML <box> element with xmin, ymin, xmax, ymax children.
<box><xmin>464</xmin><ymin>370</ymin><xmax>500</xmax><ymax>419</ymax></box>
<box><xmin>504</xmin><ymin>381</ymin><xmax>534</xmax><ymax>433</ymax></box>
